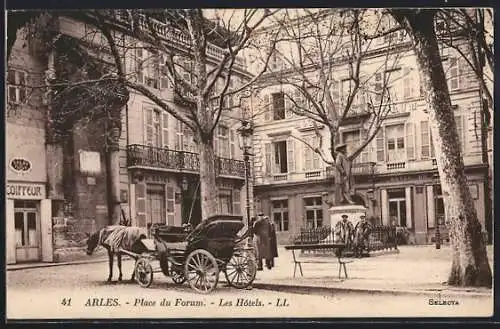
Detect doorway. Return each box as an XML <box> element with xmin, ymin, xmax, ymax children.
<box><xmin>388</xmin><ymin>189</ymin><xmax>407</xmax><ymax>227</ymax></box>
<box><xmin>14</xmin><ymin>200</ymin><xmax>40</xmax><ymax>262</ymax></box>
<box><xmin>146</xmin><ymin>184</ymin><xmax>166</xmax><ymax>228</ymax></box>
<box><xmin>182</xmin><ymin>179</ymin><xmax>201</xmax><ymax>226</ymax></box>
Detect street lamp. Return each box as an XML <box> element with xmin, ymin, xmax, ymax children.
<box><xmin>237</xmin><ymin>120</ymin><xmax>254</xmax><ymax>240</ymax></box>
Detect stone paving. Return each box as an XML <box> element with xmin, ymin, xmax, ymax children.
<box><xmin>7</xmin><ymin>244</ymin><xmax>493</xmax><ymax>297</ymax></box>
<box><xmin>252</xmin><ymin>244</ymin><xmax>493</xmax><ymax>296</ymax></box>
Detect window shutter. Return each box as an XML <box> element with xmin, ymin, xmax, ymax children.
<box><xmin>405</xmin><ymin>122</ymin><xmax>415</xmax><ymax>160</ymax></box>
<box><xmin>455</xmin><ymin>115</ymin><xmax>465</xmax><ymax>152</ymax></box>
<box><xmin>135</xmin><ymin>47</ymin><xmax>144</xmax><ymax>84</ymax></box>
<box><xmin>376</xmin><ymin>128</ymin><xmax>385</xmax><ymax>162</ymax></box>
<box><xmin>287</xmin><ymin>139</ymin><xmax>295</xmax><ymax>173</ymax></box>
<box><xmin>420</xmin><ymin>121</ymin><xmax>430</xmax><ymax>159</ymax></box>
<box><xmin>175</xmin><ymin>120</ymin><xmax>184</xmax><ymax>150</ymax></box>
<box><xmin>166</xmin><ymin>185</ymin><xmax>175</xmax><ymax>225</ymax></box>
<box><xmin>232</xmin><ymin>189</ymin><xmax>241</xmax><ymax>215</ymax></box>
<box><xmin>144</xmin><ymin>107</ymin><xmax>153</xmax><ymax>145</ymax></box>
<box><xmin>430</xmin><ymin>130</ymin><xmax>435</xmax><ymax>158</ymax></box>
<box><xmin>263</xmin><ymin>94</ymin><xmax>271</xmax><ymax>121</ymax></box>
<box><xmin>230</xmin><ymin>129</ymin><xmax>235</xmax><ymax>159</ymax></box>
<box><xmin>312</xmin><ymin>136</ymin><xmax>321</xmax><ymax>169</ymax></box>
<box><xmin>264</xmin><ymin>143</ymin><xmax>272</xmax><ymax>175</ymax></box>
<box><xmin>162</xmin><ymin>112</ymin><xmax>169</xmax><ymax>148</ymax></box>
<box><xmin>359</xmin><ymin>129</ymin><xmax>368</xmax><ymax>163</ymax></box>
<box><xmin>303</xmin><ymin>137</ymin><xmax>311</xmax><ymax>171</ymax></box>
<box><xmin>285</xmin><ymin>92</ymin><xmax>293</xmax><ymax>118</ymax></box>
<box><xmin>159</xmin><ymin>54</ymin><xmax>169</xmax><ymax>89</ymax></box>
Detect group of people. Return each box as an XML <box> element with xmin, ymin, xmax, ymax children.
<box><xmin>251</xmin><ymin>213</ymin><xmax>278</xmax><ymax>271</ymax></box>
<box><xmin>335</xmin><ymin>214</ymin><xmax>372</xmax><ymax>258</ymax></box>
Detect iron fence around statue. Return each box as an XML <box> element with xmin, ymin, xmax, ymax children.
<box><xmin>291</xmin><ymin>225</ymin><xmax>398</xmax><ymax>257</ymax></box>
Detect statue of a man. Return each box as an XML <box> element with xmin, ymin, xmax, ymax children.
<box><xmin>334</xmin><ymin>143</ymin><xmax>355</xmax><ymax>205</ymax></box>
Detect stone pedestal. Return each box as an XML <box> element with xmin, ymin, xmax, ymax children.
<box><xmin>326</xmin><ymin>204</ymin><xmax>367</xmax><ymax>243</ymax></box>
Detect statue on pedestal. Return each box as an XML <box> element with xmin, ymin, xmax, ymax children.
<box><xmin>324</xmin><ymin>143</ymin><xmax>355</xmax><ymax>207</ymax></box>
<box><xmin>334</xmin><ymin>143</ymin><xmax>355</xmax><ymax>205</ymax></box>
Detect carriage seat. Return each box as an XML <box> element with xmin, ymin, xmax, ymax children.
<box><xmin>164</xmin><ymin>241</ymin><xmax>188</xmax><ymax>251</ymax></box>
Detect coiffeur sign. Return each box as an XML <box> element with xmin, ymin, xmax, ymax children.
<box><xmin>6</xmin><ymin>183</ymin><xmax>46</xmax><ymax>200</ymax></box>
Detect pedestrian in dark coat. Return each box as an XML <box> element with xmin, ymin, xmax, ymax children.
<box><xmin>253</xmin><ymin>215</ymin><xmax>274</xmax><ymax>270</ymax></box>
<box><xmin>268</xmin><ymin>220</ymin><xmax>278</xmax><ymax>268</ymax></box>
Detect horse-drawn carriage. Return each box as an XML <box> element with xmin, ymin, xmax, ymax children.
<box><xmin>120</xmin><ymin>215</ymin><xmax>257</xmax><ymax>294</ymax></box>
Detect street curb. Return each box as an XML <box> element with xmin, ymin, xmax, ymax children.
<box><xmin>6</xmin><ymin>257</ymin><xmax>136</xmax><ymax>271</ymax></box>
<box><xmin>252</xmin><ymin>282</ymin><xmax>492</xmax><ymax>298</ymax></box>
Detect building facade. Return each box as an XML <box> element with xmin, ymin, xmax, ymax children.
<box><xmin>6</xmin><ymin>12</ymin><xmax>251</xmax><ymax>263</ymax></box>
<box><xmin>250</xmin><ymin>12</ymin><xmax>491</xmax><ymax>245</ymax></box>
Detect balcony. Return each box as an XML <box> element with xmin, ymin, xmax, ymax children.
<box><xmin>127</xmin><ymin>144</ymin><xmax>245</xmax><ymax>179</ymax></box>
<box><xmin>114</xmin><ymin>11</ymin><xmax>245</xmax><ymax>69</ymax></box>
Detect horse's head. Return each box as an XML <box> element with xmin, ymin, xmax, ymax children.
<box><xmin>85</xmin><ymin>231</ymin><xmax>100</xmax><ymax>255</ymax></box>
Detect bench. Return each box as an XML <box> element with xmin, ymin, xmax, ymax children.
<box><xmin>284</xmin><ymin>243</ymin><xmax>352</xmax><ymax>279</ymax></box>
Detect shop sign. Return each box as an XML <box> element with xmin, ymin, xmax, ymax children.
<box><xmin>79</xmin><ymin>150</ymin><xmax>101</xmax><ymax>175</ymax></box>
<box><xmin>6</xmin><ymin>182</ymin><xmax>46</xmax><ymax>200</ymax></box>
<box><xmin>9</xmin><ymin>157</ymin><xmax>32</xmax><ymax>174</ymax></box>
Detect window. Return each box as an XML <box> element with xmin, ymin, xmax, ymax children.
<box><xmin>402</xmin><ymin>68</ymin><xmax>416</xmax><ymax>99</ymax></box>
<box><xmin>215</xmin><ymin>126</ymin><xmax>230</xmax><ymax>157</ymax></box>
<box><xmin>135</xmin><ymin>47</ymin><xmax>160</xmax><ymax>89</ymax></box>
<box><xmin>144</xmin><ymin>107</ymin><xmax>168</xmax><ymax>148</ymax></box>
<box><xmin>272</xmin><ymin>92</ymin><xmax>286</xmax><ymax>120</ymax></box>
<box><xmin>264</xmin><ymin>139</ymin><xmax>295</xmax><ymax>175</ymax></box>
<box><xmin>385</xmin><ymin>124</ymin><xmax>405</xmax><ymax>163</ymax></box>
<box><xmin>272</xmin><ymin>199</ymin><xmax>289</xmax><ymax>232</ymax></box>
<box><xmin>303</xmin><ymin>136</ymin><xmax>321</xmax><ymax>171</ymax></box>
<box><xmin>232</xmin><ymin>189</ymin><xmax>241</xmax><ymax>215</ymax></box>
<box><xmin>218</xmin><ymin>188</ymin><xmax>233</xmax><ymax>214</ymax></box>
<box><xmin>8</xmin><ymin>69</ymin><xmax>28</xmax><ymax>104</ymax></box>
<box><xmin>340</xmin><ymin>79</ymin><xmax>353</xmax><ymax>105</ymax></box>
<box><xmin>274</xmin><ymin>141</ymin><xmax>288</xmax><ymax>173</ymax></box>
<box><xmin>304</xmin><ymin>197</ymin><xmax>323</xmax><ymax>229</ymax></box>
<box><xmin>342</xmin><ymin>130</ymin><xmax>369</xmax><ymax>163</ymax></box>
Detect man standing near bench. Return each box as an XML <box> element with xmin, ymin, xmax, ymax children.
<box><xmin>253</xmin><ymin>214</ymin><xmax>278</xmax><ymax>271</ymax></box>
<box><xmin>335</xmin><ymin>214</ymin><xmax>355</xmax><ymax>249</ymax></box>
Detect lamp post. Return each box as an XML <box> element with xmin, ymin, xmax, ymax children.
<box><xmin>237</xmin><ymin>120</ymin><xmax>254</xmax><ymax>241</ymax></box>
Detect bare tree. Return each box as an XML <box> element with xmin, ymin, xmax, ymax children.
<box><xmin>390</xmin><ymin>9</ymin><xmax>492</xmax><ymax>287</ymax></box>
<box><xmin>82</xmin><ymin>9</ymin><xmax>279</xmax><ymax>220</ymax></box>
<box><xmin>436</xmin><ymin>8</ymin><xmax>493</xmax><ymax>243</ymax></box>
<box><xmin>252</xmin><ymin>9</ymin><xmax>403</xmax><ymax>177</ymax></box>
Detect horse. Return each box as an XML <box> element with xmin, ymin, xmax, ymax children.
<box><xmin>86</xmin><ymin>225</ymin><xmax>148</xmax><ymax>282</ymax></box>
<box><xmin>353</xmin><ymin>220</ymin><xmax>372</xmax><ymax>258</ymax></box>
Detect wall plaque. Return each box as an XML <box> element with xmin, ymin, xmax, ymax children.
<box><xmin>9</xmin><ymin>157</ymin><xmax>32</xmax><ymax>174</ymax></box>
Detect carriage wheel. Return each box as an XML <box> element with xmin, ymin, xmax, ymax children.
<box><xmin>171</xmin><ymin>269</ymin><xmax>187</xmax><ymax>285</ymax></box>
<box><xmin>224</xmin><ymin>252</ymin><xmax>257</xmax><ymax>289</ymax></box>
<box><xmin>185</xmin><ymin>249</ymin><xmax>219</xmax><ymax>294</ymax></box>
<box><xmin>134</xmin><ymin>258</ymin><xmax>153</xmax><ymax>288</ymax></box>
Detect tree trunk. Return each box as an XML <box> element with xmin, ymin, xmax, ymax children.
<box><xmin>198</xmin><ymin>139</ymin><xmax>218</xmax><ymax>220</ymax></box>
<box><xmin>391</xmin><ymin>10</ymin><xmax>492</xmax><ymax>287</ymax></box>
<box><xmin>107</xmin><ymin>126</ymin><xmax>122</xmax><ymax>225</ymax></box>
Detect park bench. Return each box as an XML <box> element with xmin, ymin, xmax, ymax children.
<box><xmin>284</xmin><ymin>243</ymin><xmax>352</xmax><ymax>279</ymax></box>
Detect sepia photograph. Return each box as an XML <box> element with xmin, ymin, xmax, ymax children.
<box><xmin>5</xmin><ymin>7</ymin><xmax>494</xmax><ymax>320</ymax></box>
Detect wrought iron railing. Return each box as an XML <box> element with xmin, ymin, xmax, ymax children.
<box><xmin>215</xmin><ymin>156</ymin><xmax>246</xmax><ymax>178</ymax></box>
<box><xmin>114</xmin><ymin>11</ymin><xmax>245</xmax><ymax>69</ymax></box>
<box><xmin>291</xmin><ymin>224</ymin><xmax>398</xmax><ymax>256</ymax></box>
<box><xmin>127</xmin><ymin>144</ymin><xmax>245</xmax><ymax>178</ymax></box>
